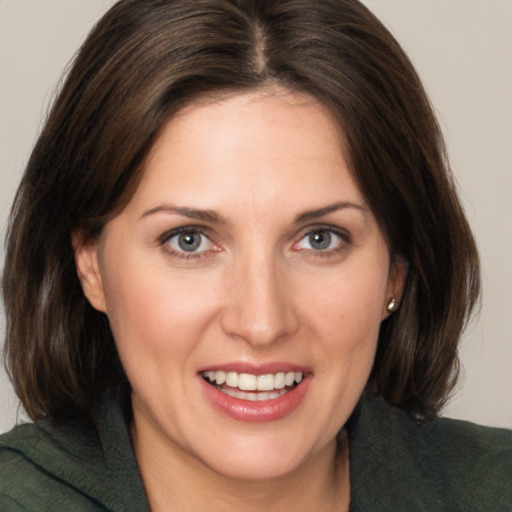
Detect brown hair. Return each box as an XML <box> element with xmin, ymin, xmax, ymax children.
<box><xmin>3</xmin><ymin>0</ymin><xmax>479</xmax><ymax>422</ymax></box>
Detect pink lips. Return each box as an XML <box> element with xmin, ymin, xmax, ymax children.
<box><xmin>198</xmin><ymin>364</ymin><xmax>311</xmax><ymax>423</ymax></box>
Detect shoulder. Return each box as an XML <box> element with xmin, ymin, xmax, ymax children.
<box><xmin>0</xmin><ymin>418</ymin><xmax>109</xmax><ymax>511</ymax></box>
<box><xmin>400</xmin><ymin>403</ymin><xmax>511</xmax><ymax>500</ymax></box>
<box><xmin>419</xmin><ymin>408</ymin><xmax>512</xmax><ymax>468</ymax></box>
<box><xmin>349</xmin><ymin>393</ymin><xmax>512</xmax><ymax>511</ymax></box>
<box><xmin>0</xmin><ymin>390</ymin><xmax>149</xmax><ymax>511</ymax></box>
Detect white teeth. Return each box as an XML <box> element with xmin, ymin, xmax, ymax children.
<box><xmin>238</xmin><ymin>373</ymin><xmax>257</xmax><ymax>391</ymax></box>
<box><xmin>274</xmin><ymin>372</ymin><xmax>286</xmax><ymax>389</ymax></box>
<box><xmin>202</xmin><ymin>370</ymin><xmax>305</xmax><ymax>394</ymax></box>
<box><xmin>257</xmin><ymin>374</ymin><xmax>274</xmax><ymax>391</ymax></box>
<box><xmin>226</xmin><ymin>372</ymin><xmax>238</xmax><ymax>387</ymax></box>
<box><xmin>221</xmin><ymin>387</ymin><xmax>288</xmax><ymax>401</ymax></box>
<box><xmin>285</xmin><ymin>372</ymin><xmax>295</xmax><ymax>386</ymax></box>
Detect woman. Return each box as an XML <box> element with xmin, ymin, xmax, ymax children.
<box><xmin>1</xmin><ymin>0</ymin><xmax>510</xmax><ymax>510</ymax></box>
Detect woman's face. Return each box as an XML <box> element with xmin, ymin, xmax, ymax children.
<box><xmin>76</xmin><ymin>89</ymin><xmax>403</xmax><ymax>480</ymax></box>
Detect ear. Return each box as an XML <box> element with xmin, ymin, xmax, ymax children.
<box><xmin>383</xmin><ymin>256</ymin><xmax>408</xmax><ymax>319</ymax></box>
<box><xmin>72</xmin><ymin>230</ymin><xmax>107</xmax><ymax>313</ymax></box>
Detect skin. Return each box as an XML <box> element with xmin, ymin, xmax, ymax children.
<box><xmin>75</xmin><ymin>88</ymin><xmax>405</xmax><ymax>511</ymax></box>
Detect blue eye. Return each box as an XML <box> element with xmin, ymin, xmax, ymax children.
<box><xmin>296</xmin><ymin>229</ymin><xmax>344</xmax><ymax>251</ymax></box>
<box><xmin>164</xmin><ymin>230</ymin><xmax>213</xmax><ymax>254</ymax></box>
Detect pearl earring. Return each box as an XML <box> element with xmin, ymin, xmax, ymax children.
<box><xmin>386</xmin><ymin>298</ymin><xmax>397</xmax><ymax>312</ymax></box>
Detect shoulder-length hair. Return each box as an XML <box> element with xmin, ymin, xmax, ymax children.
<box><xmin>3</xmin><ymin>0</ymin><xmax>479</xmax><ymax>422</ymax></box>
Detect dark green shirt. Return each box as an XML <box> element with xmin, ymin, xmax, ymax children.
<box><xmin>1</xmin><ymin>390</ymin><xmax>510</xmax><ymax>511</ymax></box>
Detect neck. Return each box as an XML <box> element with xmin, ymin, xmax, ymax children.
<box><xmin>132</xmin><ymin>416</ymin><xmax>350</xmax><ymax>512</ymax></box>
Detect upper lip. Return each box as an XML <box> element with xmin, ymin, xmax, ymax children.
<box><xmin>197</xmin><ymin>361</ymin><xmax>311</xmax><ymax>375</ymax></box>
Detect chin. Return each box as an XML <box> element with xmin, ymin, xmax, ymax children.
<box><xmin>196</xmin><ymin>431</ymin><xmax>328</xmax><ymax>482</ymax></box>
<box><xmin>206</xmin><ymin>453</ymin><xmax>303</xmax><ymax>482</ymax></box>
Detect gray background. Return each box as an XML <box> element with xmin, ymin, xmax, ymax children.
<box><xmin>1</xmin><ymin>0</ymin><xmax>511</xmax><ymax>432</ymax></box>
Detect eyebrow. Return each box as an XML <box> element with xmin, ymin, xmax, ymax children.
<box><xmin>294</xmin><ymin>201</ymin><xmax>369</xmax><ymax>223</ymax></box>
<box><xmin>141</xmin><ymin>200</ymin><xmax>368</xmax><ymax>224</ymax></box>
<box><xmin>141</xmin><ymin>205</ymin><xmax>226</xmax><ymax>224</ymax></box>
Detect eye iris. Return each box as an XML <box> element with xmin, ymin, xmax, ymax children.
<box><xmin>309</xmin><ymin>230</ymin><xmax>331</xmax><ymax>250</ymax></box>
<box><xmin>178</xmin><ymin>232</ymin><xmax>201</xmax><ymax>252</ymax></box>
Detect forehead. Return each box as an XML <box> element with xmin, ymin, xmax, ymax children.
<box><xmin>128</xmin><ymin>88</ymin><xmax>366</xmax><ymax>217</ymax></box>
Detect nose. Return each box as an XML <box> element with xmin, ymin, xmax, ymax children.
<box><xmin>220</xmin><ymin>252</ymin><xmax>299</xmax><ymax>348</ymax></box>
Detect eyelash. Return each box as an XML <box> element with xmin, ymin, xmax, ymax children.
<box><xmin>159</xmin><ymin>226</ymin><xmax>217</xmax><ymax>261</ymax></box>
<box><xmin>292</xmin><ymin>224</ymin><xmax>350</xmax><ymax>257</ymax></box>
<box><xmin>158</xmin><ymin>224</ymin><xmax>350</xmax><ymax>261</ymax></box>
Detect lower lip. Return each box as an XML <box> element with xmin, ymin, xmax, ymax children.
<box><xmin>198</xmin><ymin>375</ymin><xmax>311</xmax><ymax>423</ymax></box>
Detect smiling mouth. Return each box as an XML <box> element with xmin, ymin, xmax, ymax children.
<box><xmin>201</xmin><ymin>370</ymin><xmax>304</xmax><ymax>402</ymax></box>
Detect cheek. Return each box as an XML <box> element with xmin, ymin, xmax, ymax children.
<box><xmin>295</xmin><ymin>254</ymin><xmax>390</xmax><ymax>390</ymax></box>
<box><xmin>100</xmin><ymin>260</ymin><xmax>220</xmax><ymax>367</ymax></box>
<box><xmin>302</xmin><ymin>266</ymin><xmax>388</xmax><ymax>339</ymax></box>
